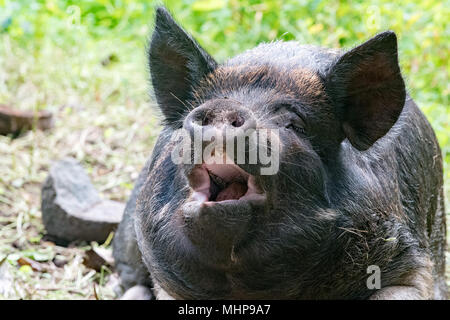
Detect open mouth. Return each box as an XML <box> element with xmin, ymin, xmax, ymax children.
<box><xmin>188</xmin><ymin>163</ymin><xmax>264</xmax><ymax>204</ymax></box>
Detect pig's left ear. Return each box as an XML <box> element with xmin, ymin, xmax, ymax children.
<box><xmin>326</xmin><ymin>31</ymin><xmax>406</xmax><ymax>151</ymax></box>
<box><xmin>149</xmin><ymin>7</ymin><xmax>217</xmax><ymax>124</ymax></box>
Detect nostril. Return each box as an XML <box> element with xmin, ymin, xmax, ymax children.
<box><xmin>231</xmin><ymin>115</ymin><xmax>245</xmax><ymax>128</ymax></box>
<box><xmin>184</xmin><ymin>101</ymin><xmax>256</xmax><ymax>136</ymax></box>
<box><xmin>202</xmin><ymin>111</ymin><xmax>214</xmax><ymax>126</ymax></box>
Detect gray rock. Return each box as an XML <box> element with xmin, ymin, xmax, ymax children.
<box><xmin>41</xmin><ymin>158</ymin><xmax>124</xmax><ymax>243</ymax></box>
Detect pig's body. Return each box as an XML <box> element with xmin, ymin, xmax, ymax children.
<box><xmin>113</xmin><ymin>9</ymin><xmax>447</xmax><ymax>300</ymax></box>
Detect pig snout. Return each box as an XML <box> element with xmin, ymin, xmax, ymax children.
<box><xmin>183</xmin><ymin>98</ymin><xmax>257</xmax><ymax>143</ymax></box>
<box><xmin>177</xmin><ymin>99</ymin><xmax>269</xmax><ymax>266</ymax></box>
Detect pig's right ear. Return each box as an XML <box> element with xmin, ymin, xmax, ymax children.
<box><xmin>149</xmin><ymin>7</ymin><xmax>217</xmax><ymax>124</ymax></box>
<box><xmin>326</xmin><ymin>31</ymin><xmax>406</xmax><ymax>151</ymax></box>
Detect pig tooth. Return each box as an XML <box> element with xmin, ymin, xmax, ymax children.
<box><xmin>192</xmin><ymin>191</ymin><xmax>208</xmax><ymax>203</ymax></box>
<box><xmin>246</xmin><ymin>175</ymin><xmax>263</xmax><ymax>196</ymax></box>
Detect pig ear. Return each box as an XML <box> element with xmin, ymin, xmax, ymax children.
<box><xmin>149</xmin><ymin>7</ymin><xmax>217</xmax><ymax>124</ymax></box>
<box><xmin>326</xmin><ymin>31</ymin><xmax>406</xmax><ymax>151</ymax></box>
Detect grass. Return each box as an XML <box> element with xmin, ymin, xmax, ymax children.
<box><xmin>0</xmin><ymin>0</ymin><xmax>448</xmax><ymax>299</ymax></box>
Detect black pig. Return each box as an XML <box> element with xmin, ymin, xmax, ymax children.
<box><xmin>113</xmin><ymin>7</ymin><xmax>447</xmax><ymax>299</ymax></box>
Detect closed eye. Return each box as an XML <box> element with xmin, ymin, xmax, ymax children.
<box><xmin>286</xmin><ymin>123</ymin><xmax>306</xmax><ymax>134</ymax></box>
<box><xmin>268</xmin><ymin>100</ymin><xmax>307</xmax><ymax>135</ymax></box>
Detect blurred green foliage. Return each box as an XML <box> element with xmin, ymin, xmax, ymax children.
<box><xmin>0</xmin><ymin>0</ymin><xmax>449</xmax><ymax>189</ymax></box>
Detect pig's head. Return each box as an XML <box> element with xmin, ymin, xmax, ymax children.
<box><xmin>138</xmin><ymin>7</ymin><xmax>406</xmax><ymax>299</ymax></box>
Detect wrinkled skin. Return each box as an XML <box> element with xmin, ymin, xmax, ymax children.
<box><xmin>113</xmin><ymin>7</ymin><xmax>447</xmax><ymax>300</ymax></box>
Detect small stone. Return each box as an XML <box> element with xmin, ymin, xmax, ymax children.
<box><xmin>83</xmin><ymin>247</ymin><xmax>114</xmax><ymax>271</ymax></box>
<box><xmin>52</xmin><ymin>255</ymin><xmax>68</xmax><ymax>268</ymax></box>
<box><xmin>41</xmin><ymin>158</ymin><xmax>124</xmax><ymax>243</ymax></box>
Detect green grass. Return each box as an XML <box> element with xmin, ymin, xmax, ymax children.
<box><xmin>0</xmin><ymin>0</ymin><xmax>448</xmax><ymax>299</ymax></box>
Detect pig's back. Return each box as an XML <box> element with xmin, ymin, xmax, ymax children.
<box><xmin>338</xmin><ymin>96</ymin><xmax>446</xmax><ymax>298</ymax></box>
<box><xmin>370</xmin><ymin>97</ymin><xmax>446</xmax><ymax>298</ymax></box>
<box><xmin>366</xmin><ymin>96</ymin><xmax>442</xmax><ymax>235</ymax></box>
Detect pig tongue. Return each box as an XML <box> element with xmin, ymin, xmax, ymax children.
<box><xmin>215</xmin><ymin>182</ymin><xmax>247</xmax><ymax>201</ymax></box>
